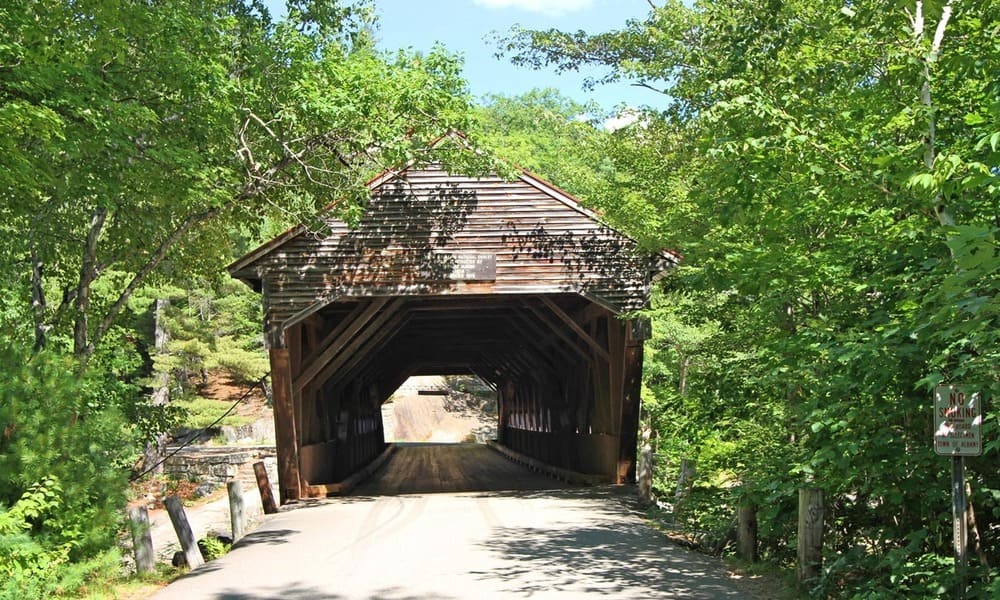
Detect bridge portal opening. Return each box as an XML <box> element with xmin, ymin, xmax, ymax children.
<box><xmin>382</xmin><ymin>375</ymin><xmax>497</xmax><ymax>444</ymax></box>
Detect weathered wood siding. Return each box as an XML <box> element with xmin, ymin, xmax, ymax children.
<box><xmin>231</xmin><ymin>167</ymin><xmax>655</xmax><ymax>329</ymax></box>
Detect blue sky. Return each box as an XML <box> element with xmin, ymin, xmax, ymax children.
<box><xmin>266</xmin><ymin>1</ymin><xmax>661</xmax><ymax>113</ymax></box>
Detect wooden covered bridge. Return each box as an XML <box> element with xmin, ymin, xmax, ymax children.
<box><xmin>229</xmin><ymin>156</ymin><xmax>675</xmax><ymax>503</ymax></box>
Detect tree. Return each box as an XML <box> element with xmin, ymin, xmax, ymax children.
<box><xmin>473</xmin><ymin>88</ymin><xmax>609</xmax><ymax>200</ymax></box>
<box><xmin>1</xmin><ymin>0</ymin><xmax>487</xmax><ymax>359</ymax></box>
<box><xmin>498</xmin><ymin>0</ymin><xmax>999</xmax><ymax>595</ymax></box>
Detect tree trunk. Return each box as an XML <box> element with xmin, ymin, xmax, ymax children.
<box><xmin>30</xmin><ymin>247</ymin><xmax>48</xmax><ymax>352</ymax></box>
<box><xmin>141</xmin><ymin>298</ymin><xmax>171</xmax><ymax>475</ymax></box>
<box><xmin>966</xmin><ymin>481</ymin><xmax>991</xmax><ymax>576</ymax></box>
<box><xmin>912</xmin><ymin>0</ymin><xmax>956</xmax><ymax>226</ymax></box>
<box><xmin>74</xmin><ymin>206</ymin><xmax>108</xmax><ymax>358</ymax></box>
<box><xmin>674</xmin><ymin>458</ymin><xmax>696</xmax><ymax>516</ymax></box>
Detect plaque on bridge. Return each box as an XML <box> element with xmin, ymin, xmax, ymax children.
<box><xmin>446</xmin><ymin>252</ymin><xmax>496</xmax><ymax>281</ymax></box>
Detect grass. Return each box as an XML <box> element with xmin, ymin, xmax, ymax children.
<box><xmin>723</xmin><ymin>558</ymin><xmax>806</xmax><ymax>600</ymax></box>
<box><xmin>640</xmin><ymin>501</ymin><xmax>805</xmax><ymax>600</ymax></box>
<box><xmin>173</xmin><ymin>396</ymin><xmax>253</xmax><ymax>430</ymax></box>
<box><xmin>83</xmin><ymin>566</ymin><xmax>175</xmax><ymax>599</ymax></box>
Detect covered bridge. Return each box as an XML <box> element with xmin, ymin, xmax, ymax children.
<box><xmin>229</xmin><ymin>158</ymin><xmax>675</xmax><ymax>503</ymax></box>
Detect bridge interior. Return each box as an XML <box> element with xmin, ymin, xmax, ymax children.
<box><xmin>274</xmin><ymin>292</ymin><xmax>645</xmax><ymax>502</ymax></box>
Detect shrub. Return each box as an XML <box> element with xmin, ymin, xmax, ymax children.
<box><xmin>0</xmin><ymin>346</ymin><xmax>138</xmax><ymax>598</ymax></box>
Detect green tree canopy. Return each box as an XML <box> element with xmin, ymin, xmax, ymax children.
<box><xmin>1</xmin><ymin>0</ymin><xmax>486</xmax><ymax>358</ymax></box>
<box><xmin>499</xmin><ymin>1</ymin><xmax>999</xmax><ymax>595</ymax></box>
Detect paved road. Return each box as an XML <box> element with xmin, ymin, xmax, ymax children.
<box><xmin>152</xmin><ymin>444</ymin><xmax>753</xmax><ymax>600</ymax></box>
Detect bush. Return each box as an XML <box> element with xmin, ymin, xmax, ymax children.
<box><xmin>0</xmin><ymin>346</ymin><xmax>138</xmax><ymax>597</ymax></box>
<box><xmin>173</xmin><ymin>396</ymin><xmax>253</xmax><ymax>430</ymax></box>
<box><xmin>0</xmin><ymin>478</ymin><xmax>122</xmax><ymax>600</ymax></box>
<box><xmin>198</xmin><ymin>535</ymin><xmax>231</xmax><ymax>561</ymax></box>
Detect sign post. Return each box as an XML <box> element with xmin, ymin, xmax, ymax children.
<box><xmin>934</xmin><ymin>385</ymin><xmax>983</xmax><ymax>600</ymax></box>
<box><xmin>951</xmin><ymin>456</ymin><xmax>967</xmax><ymax>600</ymax></box>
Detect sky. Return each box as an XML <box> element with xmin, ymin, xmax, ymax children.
<box><xmin>266</xmin><ymin>0</ymin><xmax>661</xmax><ymax>115</ymax></box>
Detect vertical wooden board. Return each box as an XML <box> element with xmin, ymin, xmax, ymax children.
<box><xmin>303</xmin><ymin>315</ymin><xmax>322</xmax><ymax>356</ymax></box>
<box><xmin>590</xmin><ymin>317</ymin><xmax>612</xmax><ymax>435</ymax></box>
<box><xmin>270</xmin><ymin>348</ymin><xmax>301</xmax><ymax>503</ymax></box>
<box><xmin>287</xmin><ymin>323</ymin><xmax>302</xmax><ymax>378</ymax></box>
<box><xmin>617</xmin><ymin>341</ymin><xmax>643</xmax><ymax>483</ymax></box>
<box><xmin>306</xmin><ymin>387</ymin><xmax>321</xmax><ymax>444</ymax></box>
<box><xmin>607</xmin><ymin>318</ymin><xmax>625</xmax><ymax>432</ymax></box>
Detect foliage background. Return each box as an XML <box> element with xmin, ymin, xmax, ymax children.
<box><xmin>496</xmin><ymin>0</ymin><xmax>998</xmax><ymax>597</ymax></box>
<box><xmin>0</xmin><ymin>0</ymin><xmax>997</xmax><ymax>598</ymax></box>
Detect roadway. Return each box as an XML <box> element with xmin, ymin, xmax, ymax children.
<box><xmin>151</xmin><ymin>443</ymin><xmax>753</xmax><ymax>599</ymax></box>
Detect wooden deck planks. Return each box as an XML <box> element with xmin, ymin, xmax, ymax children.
<box><xmin>351</xmin><ymin>443</ymin><xmax>565</xmax><ymax>496</ymax></box>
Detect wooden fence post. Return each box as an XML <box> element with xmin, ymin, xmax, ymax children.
<box><xmin>737</xmin><ymin>504</ymin><xmax>758</xmax><ymax>562</ymax></box>
<box><xmin>165</xmin><ymin>495</ymin><xmax>204</xmax><ymax>569</ymax></box>
<box><xmin>254</xmin><ymin>461</ymin><xmax>278</xmax><ymax>515</ymax></box>
<box><xmin>637</xmin><ymin>425</ymin><xmax>653</xmax><ymax>505</ymax></box>
<box><xmin>228</xmin><ymin>480</ymin><xmax>246</xmax><ymax>542</ymax></box>
<box><xmin>127</xmin><ymin>505</ymin><xmax>156</xmax><ymax>574</ymax></box>
<box><xmin>674</xmin><ymin>458</ymin><xmax>696</xmax><ymax>515</ymax></box>
<box><xmin>797</xmin><ymin>488</ymin><xmax>824</xmax><ymax>585</ymax></box>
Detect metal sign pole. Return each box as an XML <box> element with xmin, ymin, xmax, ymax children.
<box><xmin>952</xmin><ymin>455</ymin><xmax>967</xmax><ymax>600</ymax></box>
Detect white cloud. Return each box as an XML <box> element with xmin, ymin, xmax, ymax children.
<box><xmin>472</xmin><ymin>0</ymin><xmax>595</xmax><ymax>17</ymax></box>
<box><xmin>603</xmin><ymin>110</ymin><xmax>641</xmax><ymax>132</ymax></box>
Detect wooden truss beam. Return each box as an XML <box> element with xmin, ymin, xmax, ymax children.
<box><xmin>508</xmin><ymin>310</ymin><xmax>582</xmax><ymax>366</ymax></box>
<box><xmin>300</xmin><ymin>298</ymin><xmax>407</xmax><ymax>395</ymax></box>
<box><xmin>523</xmin><ymin>301</ymin><xmax>595</xmax><ymax>363</ymax></box>
<box><xmin>294</xmin><ymin>297</ymin><xmax>390</xmax><ymax>394</ymax></box>
<box><xmin>538</xmin><ymin>296</ymin><xmax>611</xmax><ymax>363</ymax></box>
<box><xmin>327</xmin><ymin>311</ymin><xmax>412</xmax><ymax>390</ymax></box>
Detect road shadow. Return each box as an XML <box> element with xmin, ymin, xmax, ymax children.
<box><xmin>472</xmin><ymin>521</ymin><xmax>748</xmax><ymax>599</ymax></box>
<box><xmin>204</xmin><ymin>584</ymin><xmax>460</xmax><ymax>600</ymax></box>
<box><xmin>207</xmin><ymin>585</ymin><xmax>343</xmax><ymax>599</ymax></box>
<box><xmin>230</xmin><ymin>528</ymin><xmax>297</xmax><ymax>549</ymax></box>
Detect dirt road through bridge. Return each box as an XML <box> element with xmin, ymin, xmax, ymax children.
<box><xmin>152</xmin><ymin>444</ymin><xmax>752</xmax><ymax>599</ymax></box>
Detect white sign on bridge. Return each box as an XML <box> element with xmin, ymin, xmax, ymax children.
<box><xmin>934</xmin><ymin>385</ymin><xmax>983</xmax><ymax>456</ymax></box>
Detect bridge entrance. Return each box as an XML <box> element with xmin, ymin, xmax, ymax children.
<box><xmin>230</xmin><ymin>157</ymin><xmax>674</xmax><ymax>503</ymax></box>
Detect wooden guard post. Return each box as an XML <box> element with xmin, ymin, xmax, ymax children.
<box><xmin>797</xmin><ymin>488</ymin><xmax>824</xmax><ymax>584</ymax></box>
<box><xmin>737</xmin><ymin>504</ymin><xmax>758</xmax><ymax>562</ymax></box>
<box><xmin>165</xmin><ymin>495</ymin><xmax>204</xmax><ymax>569</ymax></box>
<box><xmin>254</xmin><ymin>460</ymin><xmax>278</xmax><ymax>515</ymax></box>
<box><xmin>228</xmin><ymin>480</ymin><xmax>246</xmax><ymax>542</ymax></box>
<box><xmin>269</xmin><ymin>348</ymin><xmax>301</xmax><ymax>504</ymax></box>
<box><xmin>127</xmin><ymin>505</ymin><xmax>155</xmax><ymax>574</ymax></box>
